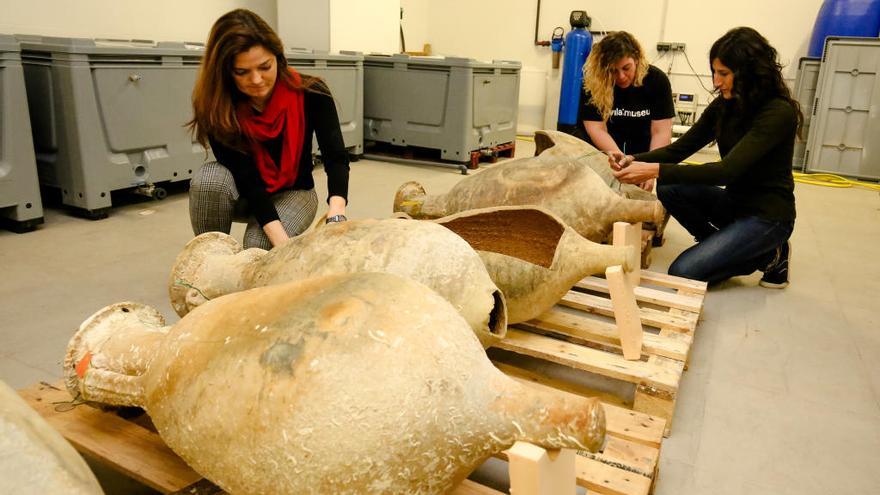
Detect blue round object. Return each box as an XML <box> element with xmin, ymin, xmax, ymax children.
<box><xmin>557</xmin><ymin>27</ymin><xmax>593</xmax><ymax>126</ymax></box>
<box><xmin>808</xmin><ymin>0</ymin><xmax>880</xmax><ymax>57</ymax></box>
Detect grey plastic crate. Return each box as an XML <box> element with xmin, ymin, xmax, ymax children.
<box><xmin>286</xmin><ymin>48</ymin><xmax>363</xmax><ymax>156</ymax></box>
<box><xmin>18</xmin><ymin>36</ymin><xmax>208</xmax><ymax>217</ymax></box>
<box><xmin>805</xmin><ymin>37</ymin><xmax>880</xmax><ymax>180</ymax></box>
<box><xmin>363</xmin><ymin>54</ymin><xmax>521</xmax><ymax>163</ymax></box>
<box><xmin>0</xmin><ymin>34</ymin><xmax>43</xmax><ymax>231</ymax></box>
<box><xmin>792</xmin><ymin>57</ymin><xmax>821</xmax><ymax>170</ymax></box>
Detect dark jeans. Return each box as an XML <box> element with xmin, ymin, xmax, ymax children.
<box><xmin>657</xmin><ymin>184</ymin><xmax>794</xmax><ymax>285</ymax></box>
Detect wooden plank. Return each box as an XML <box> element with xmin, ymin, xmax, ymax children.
<box><xmin>613</xmin><ymin>222</ymin><xmax>642</xmax><ymax>286</ymax></box>
<box><xmin>493</xmin><ymin>361</ymin><xmax>631</xmax><ymax>410</ymax></box>
<box><xmin>599</xmin><ymin>436</ymin><xmax>659</xmax><ymax>477</ymax></box>
<box><xmin>575</xmin><ymin>454</ymin><xmax>653</xmax><ymax>495</ymax></box>
<box><xmin>524</xmin><ymin>308</ymin><xmax>689</xmax><ymax>361</ymax></box>
<box><xmin>605</xmin><ymin>265</ymin><xmax>644</xmax><ymax>360</ymax></box>
<box><xmin>493</xmin><ymin>329</ymin><xmax>681</xmax><ymax>393</ymax></box>
<box><xmin>639</xmin><ymin>270</ymin><xmax>708</xmax><ymax>294</ymax></box>
<box><xmin>559</xmin><ymin>290</ymin><xmax>695</xmax><ymax>333</ymax></box>
<box><xmin>497</xmin><ymin>363</ymin><xmax>665</xmax><ymax>448</ymax></box>
<box><xmin>508</xmin><ymin>443</ymin><xmax>576</xmax><ymax>495</ymax></box>
<box><xmin>577</xmin><ymin>277</ymin><xmax>703</xmax><ymax>313</ymax></box>
<box><xmin>451</xmin><ymin>479</ymin><xmax>504</xmax><ymax>495</ymax></box>
<box><xmin>18</xmin><ymin>382</ymin><xmax>201</xmax><ymax>494</ymax></box>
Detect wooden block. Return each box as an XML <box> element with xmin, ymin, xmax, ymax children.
<box><xmin>613</xmin><ymin>222</ymin><xmax>641</xmax><ymax>286</ymax></box>
<box><xmin>605</xmin><ymin>266</ymin><xmax>644</xmax><ymax>361</ymax></box>
<box><xmin>507</xmin><ymin>442</ymin><xmax>576</xmax><ymax>495</ymax></box>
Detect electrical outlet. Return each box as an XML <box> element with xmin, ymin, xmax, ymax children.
<box><xmin>657</xmin><ymin>42</ymin><xmax>686</xmax><ymax>52</ymax></box>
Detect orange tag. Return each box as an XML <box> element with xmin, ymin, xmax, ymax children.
<box><xmin>75</xmin><ymin>352</ymin><xmax>92</xmax><ymax>379</ymax></box>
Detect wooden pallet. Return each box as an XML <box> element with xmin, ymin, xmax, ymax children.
<box><xmin>469</xmin><ymin>141</ymin><xmax>516</xmax><ymax>169</ymax></box>
<box><xmin>18</xmin><ymin>381</ymin><xmax>663</xmax><ymax>495</ymax></box>
<box><xmin>490</xmin><ymin>270</ymin><xmax>707</xmax><ymax>437</ymax></box>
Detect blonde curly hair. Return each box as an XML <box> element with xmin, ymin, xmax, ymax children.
<box><xmin>583</xmin><ymin>31</ymin><xmax>649</xmax><ymax>121</ymax></box>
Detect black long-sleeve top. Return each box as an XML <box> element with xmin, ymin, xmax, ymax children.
<box><xmin>635</xmin><ymin>97</ymin><xmax>797</xmax><ymax>222</ymax></box>
<box><xmin>209</xmin><ymin>88</ymin><xmax>350</xmax><ymax>227</ymax></box>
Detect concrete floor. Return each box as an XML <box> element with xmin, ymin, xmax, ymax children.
<box><xmin>2</xmin><ymin>139</ymin><xmax>879</xmax><ymax>494</ymax></box>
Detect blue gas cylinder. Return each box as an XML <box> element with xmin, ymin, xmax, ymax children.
<box><xmin>808</xmin><ymin>0</ymin><xmax>880</xmax><ymax>57</ymax></box>
<box><xmin>557</xmin><ymin>12</ymin><xmax>593</xmax><ymax>126</ymax></box>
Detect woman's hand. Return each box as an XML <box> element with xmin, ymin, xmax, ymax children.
<box><xmin>607</xmin><ymin>151</ymin><xmax>634</xmax><ymax>171</ymax></box>
<box><xmin>612</xmin><ymin>162</ymin><xmax>660</xmax><ymax>185</ymax></box>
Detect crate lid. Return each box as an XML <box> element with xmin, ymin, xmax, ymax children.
<box><xmin>285</xmin><ymin>47</ymin><xmax>364</xmax><ymax>62</ymax></box>
<box><xmin>0</xmin><ymin>33</ymin><xmax>21</xmax><ymax>53</ymax></box>
<box><xmin>364</xmin><ymin>53</ymin><xmax>521</xmax><ymax>69</ymax></box>
<box><xmin>15</xmin><ymin>35</ymin><xmax>204</xmax><ymax>56</ymax></box>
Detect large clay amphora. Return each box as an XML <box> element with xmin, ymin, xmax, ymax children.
<box><xmin>533</xmin><ymin>130</ymin><xmax>657</xmax><ymax>202</ymax></box>
<box><xmin>65</xmin><ymin>273</ymin><xmax>605</xmax><ymax>495</ymax></box>
<box><xmin>0</xmin><ymin>381</ymin><xmax>104</xmax><ymax>495</ymax></box>
<box><xmin>434</xmin><ymin>206</ymin><xmax>637</xmax><ymax>323</ymax></box>
<box><xmin>393</xmin><ymin>153</ymin><xmax>664</xmax><ymax>242</ymax></box>
<box><xmin>169</xmin><ymin>218</ymin><xmax>506</xmax><ymax>348</ymax></box>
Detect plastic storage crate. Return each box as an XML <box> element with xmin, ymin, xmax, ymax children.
<box><xmin>286</xmin><ymin>48</ymin><xmax>363</xmax><ymax>157</ymax></box>
<box><xmin>363</xmin><ymin>54</ymin><xmax>520</xmax><ymax>165</ymax></box>
<box><xmin>0</xmin><ymin>34</ymin><xmax>43</xmax><ymax>231</ymax></box>
<box><xmin>805</xmin><ymin>37</ymin><xmax>880</xmax><ymax>180</ymax></box>
<box><xmin>792</xmin><ymin>57</ymin><xmax>821</xmax><ymax>169</ymax></box>
<box><xmin>18</xmin><ymin>36</ymin><xmax>207</xmax><ymax>218</ymax></box>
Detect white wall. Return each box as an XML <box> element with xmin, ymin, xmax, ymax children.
<box><xmin>0</xmin><ymin>0</ymin><xmax>277</xmax><ymax>42</ymax></box>
<box><xmin>401</xmin><ymin>0</ymin><xmax>429</xmax><ymax>52</ymax></box>
<box><xmin>329</xmin><ymin>0</ymin><xmax>399</xmax><ymax>53</ymax></box>
<box><xmin>278</xmin><ymin>0</ymin><xmax>331</xmax><ymax>50</ymax></box>
<box><xmin>413</xmin><ymin>0</ymin><xmax>826</xmax><ymax>122</ymax></box>
<box><xmin>278</xmin><ymin>0</ymin><xmax>399</xmax><ymax>53</ymax></box>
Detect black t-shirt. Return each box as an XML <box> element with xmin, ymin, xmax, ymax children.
<box><xmin>579</xmin><ymin>65</ymin><xmax>674</xmax><ymax>154</ymax></box>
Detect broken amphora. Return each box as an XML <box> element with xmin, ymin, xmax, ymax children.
<box><xmin>433</xmin><ymin>206</ymin><xmax>637</xmax><ymax>323</ymax></box>
<box><xmin>65</xmin><ymin>272</ymin><xmax>606</xmax><ymax>495</ymax></box>
<box><xmin>393</xmin><ymin>151</ymin><xmax>664</xmax><ymax>242</ymax></box>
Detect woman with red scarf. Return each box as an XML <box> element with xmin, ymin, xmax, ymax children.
<box><xmin>188</xmin><ymin>9</ymin><xmax>349</xmax><ymax>249</ymax></box>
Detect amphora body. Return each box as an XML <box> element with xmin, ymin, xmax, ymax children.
<box><xmin>169</xmin><ymin>218</ymin><xmax>506</xmax><ymax>347</ymax></box>
<box><xmin>66</xmin><ymin>273</ymin><xmax>605</xmax><ymax>495</ymax></box>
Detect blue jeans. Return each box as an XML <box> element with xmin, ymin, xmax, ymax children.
<box><xmin>657</xmin><ymin>184</ymin><xmax>794</xmax><ymax>285</ymax></box>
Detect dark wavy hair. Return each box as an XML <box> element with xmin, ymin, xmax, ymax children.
<box><xmin>709</xmin><ymin>27</ymin><xmax>804</xmax><ymax>138</ymax></box>
<box><xmin>187</xmin><ymin>9</ymin><xmax>326</xmax><ymax>150</ymax></box>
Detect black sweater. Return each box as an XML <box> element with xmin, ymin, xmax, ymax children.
<box><xmin>209</xmin><ymin>89</ymin><xmax>350</xmax><ymax>227</ymax></box>
<box><xmin>635</xmin><ymin>97</ymin><xmax>797</xmax><ymax>222</ymax></box>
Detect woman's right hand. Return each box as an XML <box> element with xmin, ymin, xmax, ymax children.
<box><xmin>607</xmin><ymin>151</ymin><xmax>634</xmax><ymax>171</ymax></box>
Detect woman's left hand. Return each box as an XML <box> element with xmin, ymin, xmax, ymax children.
<box><xmin>612</xmin><ymin>162</ymin><xmax>660</xmax><ymax>185</ymax></box>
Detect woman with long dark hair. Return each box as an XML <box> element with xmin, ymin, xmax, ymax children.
<box><xmin>609</xmin><ymin>27</ymin><xmax>802</xmax><ymax>288</ymax></box>
<box><xmin>188</xmin><ymin>9</ymin><xmax>349</xmax><ymax>249</ymax></box>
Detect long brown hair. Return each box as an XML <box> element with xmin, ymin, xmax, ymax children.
<box><xmin>582</xmin><ymin>31</ymin><xmax>649</xmax><ymax>121</ymax></box>
<box><xmin>188</xmin><ymin>9</ymin><xmax>326</xmax><ymax>150</ymax></box>
<box><xmin>709</xmin><ymin>27</ymin><xmax>804</xmax><ymax>139</ymax></box>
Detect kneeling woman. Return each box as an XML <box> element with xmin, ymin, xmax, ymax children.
<box><xmin>188</xmin><ymin>9</ymin><xmax>349</xmax><ymax>250</ymax></box>
<box><xmin>609</xmin><ymin>27</ymin><xmax>801</xmax><ymax>288</ymax></box>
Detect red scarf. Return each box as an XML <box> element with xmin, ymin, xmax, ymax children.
<box><xmin>236</xmin><ymin>69</ymin><xmax>305</xmax><ymax>193</ymax></box>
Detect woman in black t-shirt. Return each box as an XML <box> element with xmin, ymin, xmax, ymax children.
<box><xmin>187</xmin><ymin>9</ymin><xmax>350</xmax><ymax>250</ymax></box>
<box><xmin>608</xmin><ymin>27</ymin><xmax>802</xmax><ymax>289</ymax></box>
<box><xmin>580</xmin><ymin>31</ymin><xmax>674</xmax><ymax>191</ymax></box>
